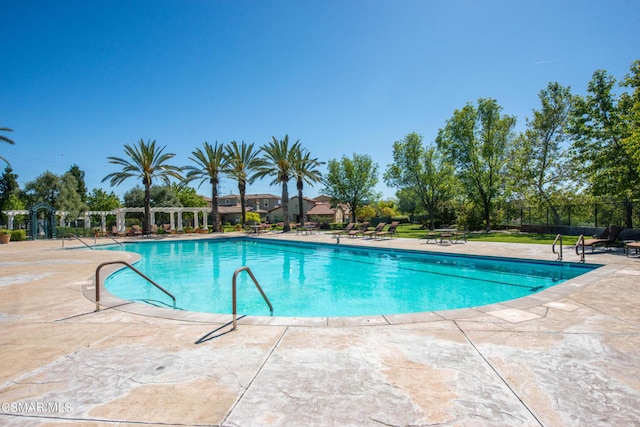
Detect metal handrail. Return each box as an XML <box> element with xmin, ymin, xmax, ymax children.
<box><xmin>63</xmin><ymin>233</ymin><xmax>93</xmax><ymax>249</ymax></box>
<box><xmin>575</xmin><ymin>234</ymin><xmax>585</xmax><ymax>263</ymax></box>
<box><xmin>94</xmin><ymin>261</ymin><xmax>176</xmax><ymax>311</ymax></box>
<box><xmin>552</xmin><ymin>233</ymin><xmax>563</xmax><ymax>261</ymax></box>
<box><xmin>232</xmin><ymin>266</ymin><xmax>273</xmax><ymax>330</ymax></box>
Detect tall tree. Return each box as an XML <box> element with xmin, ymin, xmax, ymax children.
<box><xmin>0</xmin><ymin>126</ymin><xmax>15</xmax><ymax>166</ymax></box>
<box><xmin>569</xmin><ymin>66</ymin><xmax>639</xmax><ymax>227</ymax></box>
<box><xmin>103</xmin><ymin>139</ymin><xmax>183</xmax><ymax>234</ymax></box>
<box><xmin>67</xmin><ymin>164</ymin><xmax>88</xmax><ymax>204</ymax></box>
<box><xmin>292</xmin><ymin>145</ymin><xmax>324</xmax><ymax>224</ymax></box>
<box><xmin>87</xmin><ymin>188</ymin><xmax>121</xmax><ymax>211</ymax></box>
<box><xmin>384</xmin><ymin>132</ymin><xmax>456</xmax><ymax>230</ymax></box>
<box><xmin>510</xmin><ymin>83</ymin><xmax>574</xmax><ymax>225</ymax></box>
<box><xmin>436</xmin><ymin>98</ymin><xmax>516</xmax><ymax>231</ymax></box>
<box><xmin>25</xmin><ymin>171</ymin><xmax>60</xmax><ymax>206</ymax></box>
<box><xmin>622</xmin><ymin>60</ymin><xmax>640</xmax><ymax>178</ymax></box>
<box><xmin>58</xmin><ymin>172</ymin><xmax>86</xmax><ymax>220</ymax></box>
<box><xmin>223</xmin><ymin>140</ymin><xmax>261</xmax><ymax>227</ymax></box>
<box><xmin>254</xmin><ymin>135</ymin><xmax>300</xmax><ymax>232</ymax></box>
<box><xmin>184</xmin><ymin>142</ymin><xmax>228</xmax><ymax>232</ymax></box>
<box><xmin>0</xmin><ymin>166</ymin><xmax>20</xmax><ymax>221</ymax></box>
<box><xmin>322</xmin><ymin>153</ymin><xmax>379</xmax><ymax>223</ymax></box>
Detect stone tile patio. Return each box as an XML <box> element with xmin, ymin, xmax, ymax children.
<box><xmin>1</xmin><ymin>233</ymin><xmax>639</xmax><ymax>426</ymax></box>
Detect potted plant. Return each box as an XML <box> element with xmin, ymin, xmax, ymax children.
<box><xmin>0</xmin><ymin>229</ymin><xmax>11</xmax><ymax>244</ymax></box>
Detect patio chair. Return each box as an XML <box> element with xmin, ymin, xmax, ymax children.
<box><xmin>580</xmin><ymin>225</ymin><xmax>624</xmax><ymax>252</ymax></box>
<box><xmin>109</xmin><ymin>225</ymin><xmax>127</xmax><ymax>238</ymax></box>
<box><xmin>363</xmin><ymin>222</ymin><xmax>386</xmax><ymax>239</ymax></box>
<box><xmin>329</xmin><ymin>222</ymin><xmax>355</xmax><ymax>236</ymax></box>
<box><xmin>131</xmin><ymin>225</ymin><xmax>143</xmax><ymax>236</ymax></box>
<box><xmin>375</xmin><ymin>221</ymin><xmax>399</xmax><ymax>239</ymax></box>
<box><xmin>348</xmin><ymin>222</ymin><xmax>370</xmax><ymax>238</ymax></box>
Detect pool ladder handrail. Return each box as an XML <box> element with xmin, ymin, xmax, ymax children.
<box><xmin>94</xmin><ymin>261</ymin><xmax>176</xmax><ymax>312</ymax></box>
<box><xmin>63</xmin><ymin>233</ymin><xmax>124</xmax><ymax>250</ymax></box>
<box><xmin>232</xmin><ymin>266</ymin><xmax>273</xmax><ymax>330</ymax></box>
<box><xmin>552</xmin><ymin>233</ymin><xmax>563</xmax><ymax>261</ymax></box>
<box><xmin>575</xmin><ymin>234</ymin><xmax>586</xmax><ymax>263</ymax></box>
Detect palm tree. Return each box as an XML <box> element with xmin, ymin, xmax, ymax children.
<box><xmin>223</xmin><ymin>140</ymin><xmax>261</xmax><ymax>227</ymax></box>
<box><xmin>103</xmin><ymin>139</ymin><xmax>183</xmax><ymax>234</ymax></box>
<box><xmin>292</xmin><ymin>146</ymin><xmax>324</xmax><ymax>224</ymax></box>
<box><xmin>183</xmin><ymin>141</ymin><xmax>227</xmax><ymax>232</ymax></box>
<box><xmin>254</xmin><ymin>135</ymin><xmax>300</xmax><ymax>232</ymax></box>
<box><xmin>1</xmin><ymin>126</ymin><xmax>15</xmax><ymax>165</ymax></box>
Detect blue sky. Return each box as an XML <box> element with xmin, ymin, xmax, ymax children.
<box><xmin>1</xmin><ymin>0</ymin><xmax>639</xmax><ymax>200</ymax></box>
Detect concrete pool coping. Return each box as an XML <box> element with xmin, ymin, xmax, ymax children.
<box><xmin>1</xmin><ymin>232</ymin><xmax>639</xmax><ymax>426</ymax></box>
<box><xmin>85</xmin><ymin>234</ymin><xmax>612</xmax><ymax>328</ymax></box>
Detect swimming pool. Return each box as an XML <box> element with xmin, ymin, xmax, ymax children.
<box><xmin>100</xmin><ymin>238</ymin><xmax>598</xmax><ymax>317</ymax></box>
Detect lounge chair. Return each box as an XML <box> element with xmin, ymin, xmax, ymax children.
<box><xmin>375</xmin><ymin>221</ymin><xmax>399</xmax><ymax>239</ymax></box>
<box><xmin>579</xmin><ymin>225</ymin><xmax>624</xmax><ymax>252</ymax></box>
<box><xmin>109</xmin><ymin>225</ymin><xmax>127</xmax><ymax>238</ymax></box>
<box><xmin>131</xmin><ymin>225</ymin><xmax>143</xmax><ymax>236</ymax></box>
<box><xmin>329</xmin><ymin>222</ymin><xmax>355</xmax><ymax>236</ymax></box>
<box><xmin>348</xmin><ymin>222</ymin><xmax>370</xmax><ymax>238</ymax></box>
<box><xmin>363</xmin><ymin>222</ymin><xmax>386</xmax><ymax>239</ymax></box>
<box><xmin>162</xmin><ymin>224</ymin><xmax>176</xmax><ymax>234</ymax></box>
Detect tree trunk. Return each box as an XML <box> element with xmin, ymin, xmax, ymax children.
<box><xmin>211</xmin><ymin>178</ymin><xmax>219</xmax><ymax>232</ymax></box>
<box><xmin>624</xmin><ymin>198</ymin><xmax>633</xmax><ymax>229</ymax></box>
<box><xmin>297</xmin><ymin>178</ymin><xmax>304</xmax><ymax>225</ymax></box>
<box><xmin>282</xmin><ymin>182</ymin><xmax>290</xmax><ymax>232</ymax></box>
<box><xmin>483</xmin><ymin>201</ymin><xmax>491</xmax><ymax>232</ymax></box>
<box><xmin>239</xmin><ymin>182</ymin><xmax>246</xmax><ymax>227</ymax></box>
<box><xmin>143</xmin><ymin>183</ymin><xmax>151</xmax><ymax>235</ymax></box>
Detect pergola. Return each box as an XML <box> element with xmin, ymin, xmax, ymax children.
<box><xmin>3</xmin><ymin>206</ymin><xmax>211</xmax><ymax>234</ymax></box>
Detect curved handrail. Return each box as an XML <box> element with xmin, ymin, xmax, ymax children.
<box><xmin>232</xmin><ymin>266</ymin><xmax>273</xmax><ymax>330</ymax></box>
<box><xmin>94</xmin><ymin>261</ymin><xmax>176</xmax><ymax>311</ymax></box>
<box><xmin>575</xmin><ymin>234</ymin><xmax>585</xmax><ymax>263</ymax></box>
<box><xmin>552</xmin><ymin>233</ymin><xmax>563</xmax><ymax>261</ymax></box>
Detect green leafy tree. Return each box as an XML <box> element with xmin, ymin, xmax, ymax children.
<box><xmin>621</xmin><ymin>60</ymin><xmax>640</xmax><ymax>171</ymax></box>
<box><xmin>396</xmin><ymin>188</ymin><xmax>419</xmax><ymax>217</ymax></box>
<box><xmin>87</xmin><ymin>188</ymin><xmax>121</xmax><ymax>211</ymax></box>
<box><xmin>103</xmin><ymin>139</ymin><xmax>183</xmax><ymax>234</ymax></box>
<box><xmin>384</xmin><ymin>132</ymin><xmax>456</xmax><ymax>230</ymax></box>
<box><xmin>0</xmin><ymin>166</ymin><xmax>20</xmax><ymax>221</ymax></box>
<box><xmin>355</xmin><ymin>204</ymin><xmax>376</xmax><ymax>222</ymax></box>
<box><xmin>436</xmin><ymin>98</ymin><xmax>516</xmax><ymax>231</ymax></box>
<box><xmin>25</xmin><ymin>171</ymin><xmax>61</xmax><ymax>207</ymax></box>
<box><xmin>123</xmin><ymin>185</ymin><xmax>181</xmax><ymax>208</ymax></box>
<box><xmin>0</xmin><ymin>126</ymin><xmax>15</xmax><ymax>166</ymax></box>
<box><xmin>183</xmin><ymin>142</ymin><xmax>228</xmax><ymax>232</ymax></box>
<box><xmin>510</xmin><ymin>83</ymin><xmax>574</xmax><ymax>225</ymax></box>
<box><xmin>292</xmin><ymin>144</ymin><xmax>324</xmax><ymax>225</ymax></box>
<box><xmin>254</xmin><ymin>135</ymin><xmax>299</xmax><ymax>232</ymax></box>
<box><xmin>67</xmin><ymin>164</ymin><xmax>88</xmax><ymax>204</ymax></box>
<box><xmin>223</xmin><ymin>140</ymin><xmax>261</xmax><ymax>227</ymax></box>
<box><xmin>323</xmin><ymin>153</ymin><xmax>380</xmax><ymax>223</ymax></box>
<box><xmin>58</xmin><ymin>172</ymin><xmax>86</xmax><ymax>220</ymax></box>
<box><xmin>173</xmin><ymin>183</ymin><xmax>207</xmax><ymax>208</ymax></box>
<box><xmin>569</xmin><ymin>66</ymin><xmax>639</xmax><ymax>227</ymax></box>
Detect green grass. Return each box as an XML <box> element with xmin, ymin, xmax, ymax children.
<box><xmin>393</xmin><ymin>223</ymin><xmax>579</xmax><ymax>245</ymax></box>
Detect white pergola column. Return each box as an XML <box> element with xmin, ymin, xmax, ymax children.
<box><xmin>177</xmin><ymin>210</ymin><xmax>183</xmax><ymax>231</ymax></box>
<box><xmin>170</xmin><ymin>211</ymin><xmax>176</xmax><ymax>230</ymax></box>
<box><xmin>100</xmin><ymin>213</ymin><xmax>107</xmax><ymax>232</ymax></box>
<box><xmin>150</xmin><ymin>210</ymin><xmax>156</xmax><ymax>227</ymax></box>
<box><xmin>193</xmin><ymin>210</ymin><xmax>199</xmax><ymax>229</ymax></box>
<box><xmin>116</xmin><ymin>210</ymin><xmax>126</xmax><ymax>232</ymax></box>
<box><xmin>202</xmin><ymin>209</ymin><xmax>209</xmax><ymax>229</ymax></box>
<box><xmin>84</xmin><ymin>213</ymin><xmax>91</xmax><ymax>229</ymax></box>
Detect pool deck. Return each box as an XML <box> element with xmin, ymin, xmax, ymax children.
<box><xmin>1</xmin><ymin>232</ymin><xmax>639</xmax><ymax>426</ymax></box>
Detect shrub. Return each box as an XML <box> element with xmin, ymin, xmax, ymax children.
<box><xmin>11</xmin><ymin>230</ymin><xmax>27</xmax><ymax>241</ymax></box>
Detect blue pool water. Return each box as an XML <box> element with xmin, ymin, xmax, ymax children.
<box><xmin>100</xmin><ymin>238</ymin><xmax>599</xmax><ymax>317</ymax></box>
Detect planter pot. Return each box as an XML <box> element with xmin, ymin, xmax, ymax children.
<box><xmin>0</xmin><ymin>234</ymin><xmax>10</xmax><ymax>244</ymax></box>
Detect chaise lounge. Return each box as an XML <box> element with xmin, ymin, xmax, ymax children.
<box><xmin>579</xmin><ymin>225</ymin><xmax>624</xmax><ymax>252</ymax></box>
